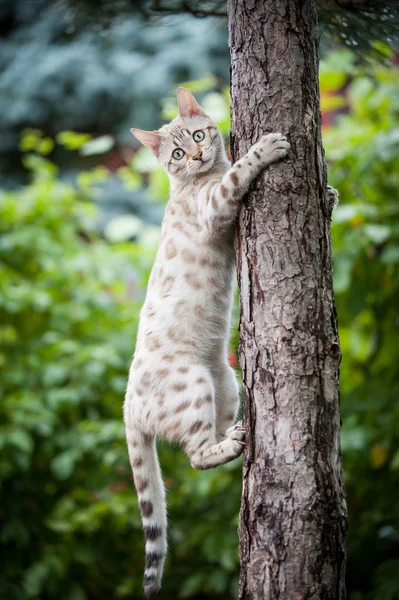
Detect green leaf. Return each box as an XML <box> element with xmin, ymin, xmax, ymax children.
<box><xmin>321</xmin><ymin>93</ymin><xmax>346</xmax><ymax>111</ymax></box>
<box><xmin>118</xmin><ymin>166</ymin><xmax>141</xmax><ymax>190</ymax></box>
<box><xmin>77</xmin><ymin>166</ymin><xmax>109</xmax><ymax>188</ymax></box>
<box><xmin>148</xmin><ymin>167</ymin><xmax>169</xmax><ymax>201</ymax></box>
<box><xmin>179</xmin><ymin>573</ymin><xmax>205</xmax><ymax>598</ymax></box>
<box><xmin>37</xmin><ymin>138</ymin><xmax>55</xmax><ymax>155</ymax></box>
<box><xmin>51</xmin><ymin>451</ymin><xmax>78</xmax><ymax>480</ymax></box>
<box><xmin>56</xmin><ymin>131</ymin><xmax>92</xmax><ymax>150</ymax></box>
<box><xmin>22</xmin><ymin>154</ymin><xmax>58</xmax><ymax>178</ymax></box>
<box><xmin>320</xmin><ymin>70</ymin><xmax>347</xmax><ymax>92</ymax></box>
<box><xmin>391</xmin><ymin>450</ymin><xmax>399</xmax><ymax>471</ymax></box>
<box><xmin>104</xmin><ymin>215</ymin><xmax>144</xmax><ymax>242</ymax></box>
<box><xmin>333</xmin><ymin>255</ymin><xmax>353</xmax><ymax>293</ymax></box>
<box><xmin>23</xmin><ymin>562</ymin><xmax>48</xmax><ymax>597</ymax></box>
<box><xmin>7</xmin><ymin>429</ymin><xmax>34</xmax><ymax>455</ymax></box>
<box><xmin>363</xmin><ymin>224</ymin><xmax>391</xmax><ymax>244</ymax></box>
<box><xmin>382</xmin><ymin>245</ymin><xmax>399</xmax><ymax>264</ymax></box>
<box><xmin>202</xmin><ymin>92</ymin><xmax>229</xmax><ymax>123</ymax></box>
<box><xmin>65</xmin><ymin>584</ymin><xmax>87</xmax><ymax>600</ymax></box>
<box><xmin>131</xmin><ymin>147</ymin><xmax>158</xmax><ymax>173</ymax></box>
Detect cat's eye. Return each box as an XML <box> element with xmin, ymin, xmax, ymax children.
<box><xmin>172</xmin><ymin>148</ymin><xmax>185</xmax><ymax>160</ymax></box>
<box><xmin>193</xmin><ymin>130</ymin><xmax>205</xmax><ymax>142</ymax></box>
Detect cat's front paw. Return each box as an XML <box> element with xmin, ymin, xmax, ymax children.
<box><xmin>253</xmin><ymin>132</ymin><xmax>290</xmax><ymax>166</ymax></box>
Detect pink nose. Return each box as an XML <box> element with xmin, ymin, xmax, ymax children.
<box><xmin>193</xmin><ymin>151</ymin><xmax>203</xmax><ymax>161</ymax></box>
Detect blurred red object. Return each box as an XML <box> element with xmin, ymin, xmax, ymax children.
<box><xmin>228</xmin><ymin>351</ymin><xmax>238</xmax><ymax>368</ymax></box>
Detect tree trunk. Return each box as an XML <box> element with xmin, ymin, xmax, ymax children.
<box><xmin>227</xmin><ymin>1</ymin><xmax>347</xmax><ymax>598</ymax></box>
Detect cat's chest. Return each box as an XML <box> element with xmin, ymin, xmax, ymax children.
<box><xmin>148</xmin><ymin>223</ymin><xmax>234</xmax><ymax>297</ymax></box>
<box><xmin>169</xmin><ymin>183</ymin><xmax>199</xmax><ymax>212</ymax></box>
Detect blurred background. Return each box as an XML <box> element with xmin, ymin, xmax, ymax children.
<box><xmin>0</xmin><ymin>1</ymin><xmax>398</xmax><ymax>599</ymax></box>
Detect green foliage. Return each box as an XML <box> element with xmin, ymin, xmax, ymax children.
<box><xmin>323</xmin><ymin>51</ymin><xmax>399</xmax><ymax>600</ymax></box>
<box><xmin>0</xmin><ymin>153</ymin><xmax>145</xmax><ymax>599</ymax></box>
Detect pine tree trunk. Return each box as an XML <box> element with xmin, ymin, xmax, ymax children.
<box><xmin>227</xmin><ymin>1</ymin><xmax>347</xmax><ymax>598</ymax></box>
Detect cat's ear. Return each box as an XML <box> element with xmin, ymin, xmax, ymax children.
<box><xmin>130</xmin><ymin>128</ymin><xmax>163</xmax><ymax>156</ymax></box>
<box><xmin>176</xmin><ymin>87</ymin><xmax>206</xmax><ymax>118</ymax></box>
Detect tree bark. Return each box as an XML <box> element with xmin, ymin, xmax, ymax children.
<box><xmin>228</xmin><ymin>1</ymin><xmax>347</xmax><ymax>599</ymax></box>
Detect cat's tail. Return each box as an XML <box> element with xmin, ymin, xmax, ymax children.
<box><xmin>126</xmin><ymin>428</ymin><xmax>167</xmax><ymax>597</ymax></box>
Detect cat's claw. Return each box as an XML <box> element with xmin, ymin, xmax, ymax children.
<box><xmin>226</xmin><ymin>421</ymin><xmax>246</xmax><ymax>446</ymax></box>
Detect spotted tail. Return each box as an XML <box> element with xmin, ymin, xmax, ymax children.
<box><xmin>126</xmin><ymin>429</ymin><xmax>167</xmax><ymax>597</ymax></box>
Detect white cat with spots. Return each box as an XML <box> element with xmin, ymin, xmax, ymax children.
<box><xmin>124</xmin><ymin>87</ymin><xmax>290</xmax><ymax>597</ymax></box>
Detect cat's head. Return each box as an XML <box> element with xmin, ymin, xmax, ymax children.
<box><xmin>131</xmin><ymin>87</ymin><xmax>226</xmax><ymax>181</ymax></box>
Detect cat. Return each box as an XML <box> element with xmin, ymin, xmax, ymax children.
<box><xmin>123</xmin><ymin>87</ymin><xmax>290</xmax><ymax>597</ymax></box>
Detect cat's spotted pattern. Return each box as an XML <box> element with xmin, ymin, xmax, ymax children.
<box><xmin>124</xmin><ymin>87</ymin><xmax>290</xmax><ymax>597</ymax></box>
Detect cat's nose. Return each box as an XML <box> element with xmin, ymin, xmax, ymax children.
<box><xmin>192</xmin><ymin>150</ymin><xmax>203</xmax><ymax>161</ymax></box>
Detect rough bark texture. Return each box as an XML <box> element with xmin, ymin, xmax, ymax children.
<box><xmin>228</xmin><ymin>1</ymin><xmax>347</xmax><ymax>599</ymax></box>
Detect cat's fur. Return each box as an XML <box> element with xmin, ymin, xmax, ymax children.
<box><xmin>124</xmin><ymin>87</ymin><xmax>290</xmax><ymax>597</ymax></box>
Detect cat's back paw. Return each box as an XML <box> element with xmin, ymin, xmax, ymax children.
<box><xmin>226</xmin><ymin>421</ymin><xmax>245</xmax><ymax>446</ymax></box>
<box><xmin>327</xmin><ymin>185</ymin><xmax>339</xmax><ymax>213</ymax></box>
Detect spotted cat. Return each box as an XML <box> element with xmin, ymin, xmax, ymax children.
<box><xmin>124</xmin><ymin>87</ymin><xmax>290</xmax><ymax>597</ymax></box>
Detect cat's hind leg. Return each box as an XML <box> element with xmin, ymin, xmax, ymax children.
<box><xmin>186</xmin><ymin>421</ymin><xmax>245</xmax><ymax>471</ymax></box>
<box><xmin>181</xmin><ymin>370</ymin><xmax>244</xmax><ymax>470</ymax></box>
<box><xmin>160</xmin><ymin>365</ymin><xmax>244</xmax><ymax>470</ymax></box>
<box><xmin>327</xmin><ymin>185</ymin><xmax>339</xmax><ymax>215</ymax></box>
